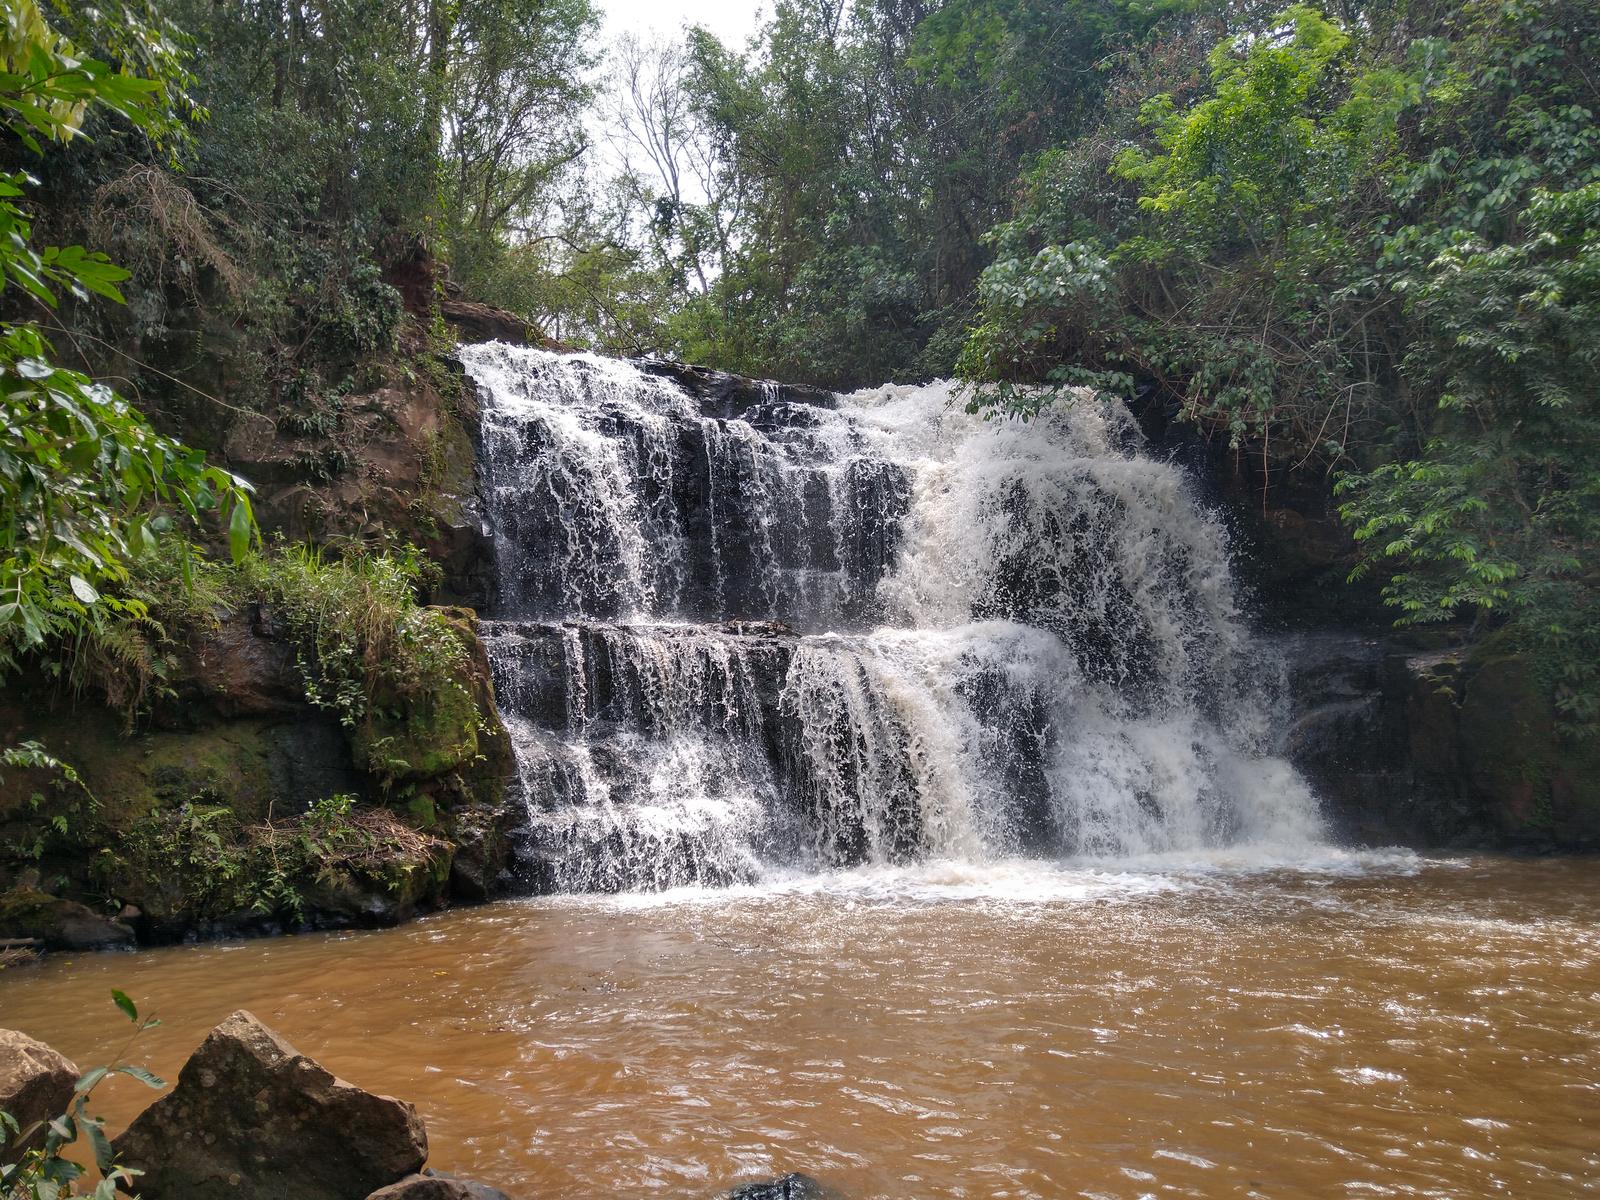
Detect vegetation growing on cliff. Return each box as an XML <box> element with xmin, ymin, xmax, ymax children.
<box><xmin>1</xmin><ymin>2</ymin><xmax>516</xmax><ymax>917</ymax></box>
<box><xmin>950</xmin><ymin>0</ymin><xmax>1599</xmax><ymax>728</ymax></box>
<box><xmin>101</xmin><ymin>793</ymin><xmax>452</xmax><ymax>928</ymax></box>
<box><xmin>45</xmin><ymin>540</ymin><xmax>479</xmax><ymax>749</ymax></box>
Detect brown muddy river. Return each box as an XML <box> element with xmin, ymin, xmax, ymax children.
<box><xmin>2</xmin><ymin>852</ymin><xmax>1597</xmax><ymax>1199</ymax></box>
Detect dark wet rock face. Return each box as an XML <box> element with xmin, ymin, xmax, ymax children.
<box><xmin>634</xmin><ymin>358</ymin><xmax>836</xmax><ymax>419</ymax></box>
<box><xmin>1283</xmin><ymin>633</ymin><xmax>1409</xmax><ymax>837</ymax></box>
<box><xmin>113</xmin><ymin>1010</ymin><xmax>427</xmax><ymax>1200</ymax></box>
<box><xmin>0</xmin><ymin>889</ymin><xmax>135</xmax><ymax>952</ymax></box>
<box><xmin>1284</xmin><ymin>631</ymin><xmax>1600</xmax><ymax>849</ymax></box>
<box><xmin>445</xmin><ymin>802</ymin><xmax>522</xmax><ymax>901</ymax></box>
<box><xmin>0</xmin><ymin>1028</ymin><xmax>77</xmax><ymax>1154</ymax></box>
<box><xmin>176</xmin><ymin>605</ymin><xmax>305</xmax><ymax>718</ymax></box>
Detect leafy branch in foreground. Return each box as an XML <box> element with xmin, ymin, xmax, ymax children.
<box><xmin>0</xmin><ymin>0</ymin><xmax>255</xmax><ymax>676</ymax></box>
<box><xmin>0</xmin><ymin>991</ymin><xmax>164</xmax><ymax>1200</ymax></box>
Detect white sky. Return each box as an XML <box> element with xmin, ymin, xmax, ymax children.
<box><xmin>599</xmin><ymin>0</ymin><xmax>766</xmax><ymax>47</ymax></box>
<box><xmin>585</xmin><ymin>0</ymin><xmax>767</xmax><ymax>186</ymax></box>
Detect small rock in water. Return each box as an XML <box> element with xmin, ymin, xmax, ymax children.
<box><xmin>113</xmin><ymin>1010</ymin><xmax>427</xmax><ymax>1200</ymax></box>
<box><xmin>0</xmin><ymin>1028</ymin><xmax>77</xmax><ymax>1153</ymax></box>
<box><xmin>721</xmin><ymin>1173</ymin><xmax>833</xmax><ymax>1200</ymax></box>
<box><xmin>367</xmin><ymin>1172</ymin><xmax>515</xmax><ymax>1200</ymax></box>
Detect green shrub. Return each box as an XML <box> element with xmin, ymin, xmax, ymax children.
<box><xmin>34</xmin><ymin>542</ymin><xmax>473</xmax><ymax>750</ymax></box>
<box><xmin>0</xmin><ymin>742</ymin><xmax>98</xmax><ymax>869</ymax></box>
<box><xmin>101</xmin><ymin>795</ymin><xmax>447</xmax><ymax>925</ymax></box>
<box><xmin>237</xmin><ymin>544</ymin><xmax>467</xmax><ymax>734</ymax></box>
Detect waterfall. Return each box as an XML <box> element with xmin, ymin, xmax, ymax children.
<box><xmin>462</xmin><ymin>344</ymin><xmax>1323</xmax><ymax>892</ymax></box>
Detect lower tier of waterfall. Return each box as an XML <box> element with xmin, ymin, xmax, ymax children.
<box><xmin>483</xmin><ymin>619</ymin><xmax>1321</xmax><ymax>892</ymax></box>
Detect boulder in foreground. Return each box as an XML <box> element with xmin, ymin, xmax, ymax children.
<box><xmin>0</xmin><ymin>1028</ymin><xmax>77</xmax><ymax>1154</ymax></box>
<box><xmin>112</xmin><ymin>1010</ymin><xmax>426</xmax><ymax>1200</ymax></box>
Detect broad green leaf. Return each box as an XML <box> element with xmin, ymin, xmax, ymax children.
<box><xmin>84</xmin><ymin>1117</ymin><xmax>114</xmax><ymax>1174</ymax></box>
<box><xmin>228</xmin><ymin>497</ymin><xmax>253</xmax><ymax>562</ymax></box>
<box><xmin>74</xmin><ymin>1066</ymin><xmax>108</xmax><ymax>1094</ymax></box>
<box><xmin>114</xmin><ymin>1064</ymin><xmax>165</xmax><ymax>1089</ymax></box>
<box><xmin>110</xmin><ymin>989</ymin><xmax>137</xmax><ymax>1022</ymax></box>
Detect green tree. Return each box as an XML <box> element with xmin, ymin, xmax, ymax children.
<box><xmin>1338</xmin><ymin>1</ymin><xmax>1600</xmax><ymax>726</ymax></box>
<box><xmin>0</xmin><ymin>0</ymin><xmax>253</xmax><ymax>673</ymax></box>
<box><xmin>604</xmin><ymin>0</ymin><xmax>1172</xmax><ymax>387</ymax></box>
<box><xmin>436</xmin><ymin>0</ymin><xmax>602</xmax><ymax>306</ymax></box>
<box><xmin>959</xmin><ymin>0</ymin><xmax>1600</xmax><ymax>727</ymax></box>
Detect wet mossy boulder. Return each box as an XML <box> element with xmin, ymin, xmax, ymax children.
<box><xmin>298</xmin><ymin>831</ymin><xmax>455</xmax><ymax>928</ymax></box>
<box><xmin>94</xmin><ymin>804</ymin><xmax>456</xmax><ymax>940</ymax></box>
<box><xmin>442</xmin><ymin>801</ymin><xmax>518</xmax><ymax>900</ymax></box>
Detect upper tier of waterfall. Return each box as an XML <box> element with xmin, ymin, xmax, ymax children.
<box><xmin>460</xmin><ymin>343</ymin><xmax>1323</xmax><ymax>891</ymax></box>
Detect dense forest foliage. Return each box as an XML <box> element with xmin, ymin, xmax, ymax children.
<box><xmin>598</xmin><ymin>0</ymin><xmax>1599</xmax><ymax>730</ymax></box>
<box><xmin>0</xmin><ymin>0</ymin><xmax>1596</xmax><ymax>730</ymax></box>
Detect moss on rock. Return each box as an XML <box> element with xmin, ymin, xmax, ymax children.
<box><xmin>93</xmin><ymin>802</ymin><xmax>456</xmax><ymax>940</ymax></box>
<box><xmin>350</xmin><ymin>606</ymin><xmax>514</xmax><ymax>801</ymax></box>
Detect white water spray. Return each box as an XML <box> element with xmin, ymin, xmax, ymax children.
<box><xmin>461</xmin><ymin>344</ymin><xmax>1323</xmax><ymax>890</ymax></box>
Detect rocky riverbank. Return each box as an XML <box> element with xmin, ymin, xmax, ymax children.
<box><xmin>0</xmin><ymin>596</ymin><xmax>524</xmax><ymax>951</ymax></box>
<box><xmin>1</xmin><ymin>1015</ymin><xmax>830</xmax><ymax>1199</ymax></box>
<box><xmin>0</xmin><ymin>258</ymin><xmax>539</xmax><ymax>952</ymax></box>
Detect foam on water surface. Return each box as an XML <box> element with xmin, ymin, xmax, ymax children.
<box><xmin>527</xmin><ymin>844</ymin><xmax>1430</xmax><ymax>913</ymax></box>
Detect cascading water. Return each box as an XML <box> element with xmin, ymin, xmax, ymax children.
<box><xmin>461</xmin><ymin>343</ymin><xmax>1323</xmax><ymax>892</ymax></box>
